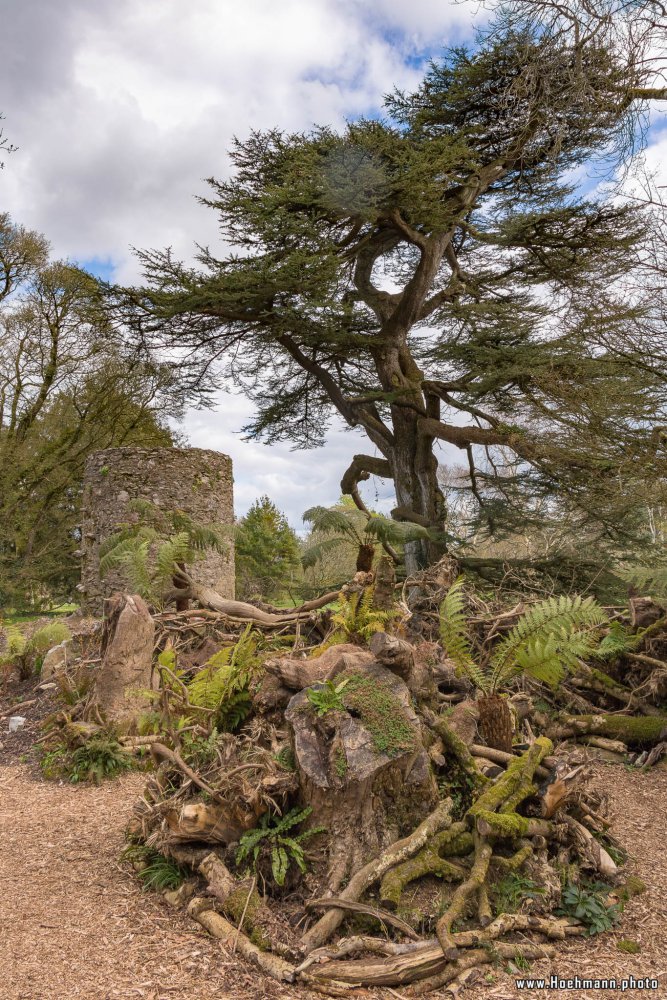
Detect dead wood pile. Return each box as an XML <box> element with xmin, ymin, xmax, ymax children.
<box><xmin>114</xmin><ymin>575</ymin><xmax>667</xmax><ymax>995</ymax></box>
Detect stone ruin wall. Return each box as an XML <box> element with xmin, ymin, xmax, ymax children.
<box><xmin>81</xmin><ymin>447</ymin><xmax>234</xmax><ymax>613</ymax></box>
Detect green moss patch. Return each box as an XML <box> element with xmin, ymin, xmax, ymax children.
<box><xmin>341</xmin><ymin>673</ymin><xmax>417</xmax><ymax>758</ymax></box>
<box><xmin>617</xmin><ymin>940</ymin><xmax>641</xmax><ymax>954</ymax></box>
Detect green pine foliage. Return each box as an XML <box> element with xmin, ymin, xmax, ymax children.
<box><xmin>235</xmin><ymin>495</ymin><xmax>301</xmax><ymax>601</ymax></box>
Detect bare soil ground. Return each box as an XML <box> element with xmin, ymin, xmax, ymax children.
<box><xmin>1</xmin><ymin>708</ymin><xmax>666</xmax><ymax>999</ymax></box>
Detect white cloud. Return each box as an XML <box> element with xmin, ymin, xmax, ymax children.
<box><xmin>0</xmin><ymin>0</ymin><xmax>475</xmax><ymax>523</ymax></box>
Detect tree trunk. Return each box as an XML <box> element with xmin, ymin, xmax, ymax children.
<box><xmin>285</xmin><ymin>660</ymin><xmax>438</xmax><ymax>892</ymax></box>
<box><xmin>389</xmin><ymin>406</ymin><xmax>446</xmax><ymax>574</ymax></box>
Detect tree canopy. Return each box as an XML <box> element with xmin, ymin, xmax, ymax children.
<box><xmin>119</xmin><ymin>6</ymin><xmax>667</xmax><ymax>573</ymax></box>
<box><xmin>0</xmin><ymin>214</ymin><xmax>176</xmax><ymax>609</ymax></box>
<box><xmin>235</xmin><ymin>496</ymin><xmax>301</xmax><ymax>601</ymax></box>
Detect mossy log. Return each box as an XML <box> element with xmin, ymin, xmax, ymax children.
<box><xmin>423</xmin><ymin>709</ymin><xmax>489</xmax><ymax>789</ymax></box>
<box><xmin>435</xmin><ymin>832</ymin><xmax>493</xmax><ymax>957</ymax></box>
<box><xmin>550</xmin><ymin>714</ymin><xmax>667</xmax><ymax>747</ymax></box>
<box><xmin>467</xmin><ymin>738</ymin><xmax>553</xmax><ymax>822</ymax></box>
<box><xmin>188</xmin><ymin>897</ymin><xmax>295</xmax><ymax>982</ymax></box>
<box><xmin>198</xmin><ymin>853</ymin><xmax>272</xmax><ymax>949</ymax></box>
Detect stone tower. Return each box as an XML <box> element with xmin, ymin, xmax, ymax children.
<box><xmin>81</xmin><ymin>447</ymin><xmax>234</xmax><ymax>613</ymax></box>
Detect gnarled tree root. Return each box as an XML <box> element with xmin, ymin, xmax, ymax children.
<box><xmin>379</xmin><ymin>822</ymin><xmax>473</xmax><ymax>910</ymax></box>
<box><xmin>411</xmin><ymin>942</ymin><xmax>557</xmax><ymax>995</ymax></box>
<box><xmin>199</xmin><ymin>853</ymin><xmax>273</xmax><ymax>950</ymax></box>
<box><xmin>301</xmin><ymin>797</ymin><xmax>454</xmax><ymax>953</ymax></box>
<box><xmin>304</xmin><ymin>914</ymin><xmax>579</xmax><ymax>986</ymax></box>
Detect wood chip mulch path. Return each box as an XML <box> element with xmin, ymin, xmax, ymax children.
<box><xmin>0</xmin><ymin>756</ymin><xmax>665</xmax><ymax>999</ymax></box>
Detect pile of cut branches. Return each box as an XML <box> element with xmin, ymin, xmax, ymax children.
<box><xmin>111</xmin><ymin>573</ymin><xmax>666</xmax><ymax>994</ymax></box>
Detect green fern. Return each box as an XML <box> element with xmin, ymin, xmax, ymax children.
<box><xmin>187</xmin><ymin>626</ymin><xmax>262</xmax><ymax>731</ymax></box>
<box><xmin>236</xmin><ymin>806</ymin><xmax>325</xmax><ymax>887</ymax></box>
<box><xmin>439</xmin><ymin>577</ymin><xmax>487</xmax><ymax>690</ymax></box>
<box><xmin>594</xmin><ymin>621</ymin><xmax>641</xmax><ymax>660</ymax></box>
<box><xmin>489</xmin><ymin>595</ymin><xmax>608</xmax><ymax>691</ymax></box>
<box><xmin>438</xmin><ymin>585</ymin><xmax>610</xmax><ymax>694</ymax></box>
<box><xmin>99</xmin><ymin>500</ymin><xmax>228</xmax><ymax>604</ymax></box>
<box><xmin>331</xmin><ymin>587</ymin><xmax>391</xmax><ymax>643</ymax></box>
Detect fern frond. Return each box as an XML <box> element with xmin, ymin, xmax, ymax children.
<box><xmin>302</xmin><ymin>506</ymin><xmax>361</xmax><ymax>544</ymax></box>
<box><xmin>439</xmin><ymin>577</ymin><xmax>488</xmax><ymax>689</ymax></box>
<box><xmin>155</xmin><ymin>532</ymin><xmax>192</xmax><ymax>583</ymax></box>
<box><xmin>301</xmin><ymin>536</ymin><xmax>346</xmax><ymax>570</ymax></box>
<box><xmin>364</xmin><ymin>515</ymin><xmax>429</xmax><ymax>545</ymax></box>
<box><xmin>595</xmin><ymin>621</ymin><xmax>640</xmax><ymax>660</ymax></box>
<box><xmin>490</xmin><ymin>595</ymin><xmax>608</xmax><ymax>691</ymax></box>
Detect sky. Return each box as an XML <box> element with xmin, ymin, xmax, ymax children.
<box><xmin>2</xmin><ymin>0</ymin><xmax>666</xmax><ymax>528</ymax></box>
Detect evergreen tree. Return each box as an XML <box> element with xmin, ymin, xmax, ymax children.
<box><xmin>120</xmin><ymin>9</ymin><xmax>667</xmax><ymax>572</ymax></box>
<box><xmin>235</xmin><ymin>496</ymin><xmax>301</xmax><ymax>601</ymax></box>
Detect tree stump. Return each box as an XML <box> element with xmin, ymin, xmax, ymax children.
<box><xmin>94</xmin><ymin>593</ymin><xmax>156</xmax><ymax>729</ymax></box>
<box><xmin>285</xmin><ymin>660</ymin><xmax>438</xmax><ymax>891</ymax></box>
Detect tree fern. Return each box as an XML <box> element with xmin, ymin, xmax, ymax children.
<box><xmin>489</xmin><ymin>595</ymin><xmax>608</xmax><ymax>691</ymax></box>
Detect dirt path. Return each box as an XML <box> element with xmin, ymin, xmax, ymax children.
<box><xmin>0</xmin><ymin>766</ymin><xmax>297</xmax><ymax>1000</ymax></box>
<box><xmin>1</xmin><ymin>760</ymin><xmax>666</xmax><ymax>1000</ymax></box>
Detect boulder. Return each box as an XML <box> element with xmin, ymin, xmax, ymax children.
<box><xmin>94</xmin><ymin>593</ymin><xmax>156</xmax><ymax>728</ymax></box>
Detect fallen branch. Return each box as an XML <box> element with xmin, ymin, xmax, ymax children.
<box><xmin>188</xmin><ymin>897</ymin><xmax>295</xmax><ymax>982</ymax></box>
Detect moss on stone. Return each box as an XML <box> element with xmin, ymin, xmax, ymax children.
<box><xmin>341</xmin><ymin>672</ymin><xmax>416</xmax><ymax>757</ymax></box>
<box><xmin>334</xmin><ymin>745</ymin><xmax>348</xmax><ymax>778</ymax></box>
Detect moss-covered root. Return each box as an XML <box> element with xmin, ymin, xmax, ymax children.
<box><xmin>550</xmin><ymin>714</ymin><xmax>667</xmax><ymax>747</ymax></box>
<box><xmin>467</xmin><ymin>737</ymin><xmax>553</xmax><ymax>824</ymax></box>
<box><xmin>379</xmin><ymin>823</ymin><xmax>473</xmax><ymax>910</ymax></box>
<box><xmin>199</xmin><ymin>852</ymin><xmax>271</xmax><ymax>950</ymax></box>
<box><xmin>424</xmin><ymin>709</ymin><xmax>489</xmax><ymax>790</ymax></box>
<box><xmin>435</xmin><ymin>832</ymin><xmax>493</xmax><ymax>959</ymax></box>
<box><xmin>473</xmin><ymin>810</ymin><xmax>555</xmax><ymax>840</ymax></box>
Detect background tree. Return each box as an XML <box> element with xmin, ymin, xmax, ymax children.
<box><xmin>118</xmin><ymin>8</ymin><xmax>667</xmax><ymax>576</ymax></box>
<box><xmin>0</xmin><ymin>113</ymin><xmax>16</xmax><ymax>169</ymax></box>
<box><xmin>0</xmin><ymin>215</ymin><xmax>176</xmax><ymax>610</ymax></box>
<box><xmin>235</xmin><ymin>496</ymin><xmax>301</xmax><ymax>602</ymax></box>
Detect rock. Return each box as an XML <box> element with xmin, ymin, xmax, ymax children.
<box><xmin>93</xmin><ymin>593</ymin><xmax>156</xmax><ymax>728</ymax></box>
<box><xmin>40</xmin><ymin>640</ymin><xmax>72</xmax><ymax>679</ymax></box>
<box><xmin>8</xmin><ymin>716</ymin><xmax>26</xmax><ymax>732</ymax></box>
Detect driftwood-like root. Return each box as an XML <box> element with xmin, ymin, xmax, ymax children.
<box><xmin>379</xmin><ymin>823</ymin><xmax>473</xmax><ymax>910</ymax></box>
